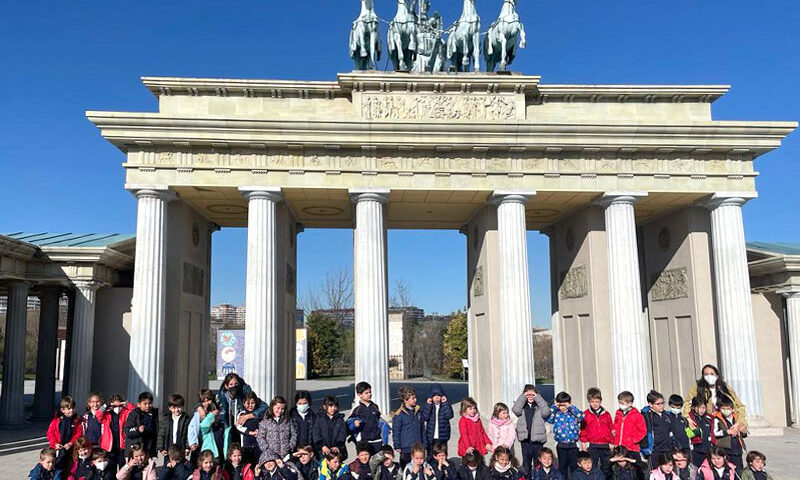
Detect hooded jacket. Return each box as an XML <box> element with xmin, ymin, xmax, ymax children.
<box><xmin>98</xmin><ymin>402</ymin><xmax>136</xmax><ymax>452</ymax></box>
<box><xmin>420</xmin><ymin>384</ymin><xmax>454</xmax><ymax>445</ymax></box>
<box><xmin>217</xmin><ymin>382</ymin><xmax>268</xmax><ymax>429</ymax></box>
<box><xmin>47</xmin><ymin>412</ymin><xmax>84</xmax><ymax>451</ymax></box>
<box><xmin>486</xmin><ymin>417</ymin><xmax>516</xmax><ymax>450</ymax></box>
<box><xmin>511</xmin><ymin>393</ymin><xmax>550</xmax><ymax>443</ymax></box>
<box><xmin>612</xmin><ymin>408</ymin><xmax>647</xmax><ymax>453</ymax></box>
<box><xmin>392</xmin><ymin>406</ymin><xmax>425</xmax><ymax>452</ymax></box>
<box><xmin>29</xmin><ymin>464</ymin><xmax>55</xmax><ymax>480</ymax></box>
<box><xmin>580</xmin><ymin>407</ymin><xmax>614</xmax><ymax>445</ymax></box>
<box><xmin>546</xmin><ymin>405</ymin><xmax>584</xmax><ymax>444</ymax></box>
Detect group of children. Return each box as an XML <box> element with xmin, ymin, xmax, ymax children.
<box><xmin>31</xmin><ymin>381</ymin><xmax>773</xmax><ymax>480</ymax></box>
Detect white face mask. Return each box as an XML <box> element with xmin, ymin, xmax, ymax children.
<box><xmin>670</xmin><ymin>408</ymin><xmax>682</xmax><ymax>416</ymax></box>
<box><xmin>95</xmin><ymin>461</ymin><xmax>108</xmax><ymax>471</ymax></box>
<box><xmin>79</xmin><ymin>454</ymin><xmax>89</xmax><ymax>461</ymax></box>
<box><xmin>618</xmin><ymin>404</ymin><xmax>631</xmax><ymax>412</ymax></box>
<box><xmin>704</xmin><ymin>375</ymin><xmax>718</xmax><ymax>386</ymax></box>
<box><xmin>297</xmin><ymin>404</ymin><xmax>310</xmax><ymax>414</ymax></box>
<box><xmin>113</xmin><ymin>406</ymin><xmax>122</xmax><ymax>414</ymax></box>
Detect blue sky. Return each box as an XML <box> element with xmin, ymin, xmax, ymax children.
<box><xmin>1</xmin><ymin>1</ymin><xmax>798</xmax><ymax>327</ymax></box>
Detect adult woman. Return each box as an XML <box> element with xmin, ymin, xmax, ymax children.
<box><xmin>683</xmin><ymin>365</ymin><xmax>747</xmax><ymax>431</ymax></box>
<box><xmin>218</xmin><ymin>374</ymin><xmax>268</xmax><ymax>445</ymax></box>
<box><xmin>257</xmin><ymin>396</ymin><xmax>298</xmax><ymax>466</ymax></box>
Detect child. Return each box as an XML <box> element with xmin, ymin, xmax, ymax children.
<box><xmin>641</xmin><ymin>391</ymin><xmax>673</xmax><ymax>469</ymax></box>
<box><xmin>117</xmin><ymin>444</ymin><xmax>158</xmax><ymax>480</ymax></box>
<box><xmin>156</xmin><ymin>445</ymin><xmax>195</xmax><ymax>480</ymax></box>
<box><xmin>403</xmin><ymin>443</ymin><xmax>435</xmax><ymax>480</ymax></box>
<box><xmin>648</xmin><ymin>454</ymin><xmax>674</xmax><ymax>480</ymax></box>
<box><xmin>224</xmin><ymin>443</ymin><xmax>256</xmax><ymax>480</ymax></box>
<box><xmin>421</xmin><ymin>384</ymin><xmax>454</xmax><ymax>453</ymax></box>
<box><xmin>190</xmin><ymin>389</ymin><xmax>218</xmax><ymax>465</ymax></box>
<box><xmin>313</xmin><ymin>395</ymin><xmax>348</xmax><ymax>461</ymax></box>
<box><xmin>671</xmin><ymin>450</ymin><xmax>696</xmax><ymax>480</ymax></box>
<box><xmin>83</xmin><ymin>392</ymin><xmax>105</xmax><ymax>449</ymax></box>
<box><xmin>290</xmin><ymin>445</ymin><xmax>319</xmax><ymax>480</ymax></box>
<box><xmin>666</xmin><ymin>395</ymin><xmax>690</xmax><ymax>451</ymax></box>
<box><xmin>457</xmin><ymin>397</ymin><xmax>492</xmax><ymax>458</ymax></box>
<box><xmin>487</xmin><ymin>403</ymin><xmax>515</xmax><ymax>451</ymax></box>
<box><xmin>429</xmin><ymin>443</ymin><xmax>457</xmax><ymax>480</ymax></box>
<box><xmin>547</xmin><ymin>392</ymin><xmax>585</xmax><ymax>480</ymax></box>
<box><xmin>70</xmin><ymin>436</ymin><xmax>93</xmax><ymax>480</ymax></box>
<box><xmin>47</xmin><ymin>396</ymin><xmax>83</xmax><ymax>478</ymax></box>
<box><xmin>393</xmin><ymin>386</ymin><xmax>426</xmax><ymax>467</ymax></box>
<box><xmin>29</xmin><ymin>448</ymin><xmax>57</xmax><ymax>480</ymax></box>
<box><xmin>349</xmin><ymin>382</ymin><xmax>385</xmax><ymax>455</ymax></box>
<box><xmin>687</xmin><ymin>397</ymin><xmax>713</xmax><ymax>469</ymax></box>
<box><xmin>158</xmin><ymin>394</ymin><xmax>191</xmax><ymax>462</ymax></box>
<box><xmin>488</xmin><ymin>446</ymin><xmax>524</xmax><ymax>480</ymax></box>
<box><xmin>201</xmin><ymin>402</ymin><xmax>228</xmax><ymax>463</ymax></box>
<box><xmin>580</xmin><ymin>388</ymin><xmax>613</xmax><ymax>475</ymax></box>
<box><xmin>741</xmin><ymin>451</ymin><xmax>773</xmax><ymax>480</ymax></box>
<box><xmin>237</xmin><ymin>392</ymin><xmax>264</xmax><ymax>464</ymax></box>
<box><xmin>457</xmin><ymin>450</ymin><xmax>490</xmax><ymax>480</ymax></box>
<box><xmin>613</xmin><ymin>392</ymin><xmax>647</xmax><ymax>458</ymax></box>
<box><xmin>532</xmin><ymin>448</ymin><xmax>564</xmax><ymax>480</ymax></box>
<box><xmin>572</xmin><ymin>452</ymin><xmax>604</xmax><ymax>480</ymax></box>
<box><xmin>124</xmin><ymin>391</ymin><xmax>158</xmax><ymax>457</ymax></box>
<box><xmin>106</xmin><ymin>394</ymin><xmax>136</xmax><ymax>469</ymax></box>
<box><xmin>512</xmin><ymin>385</ymin><xmax>550</xmax><ymax>475</ymax></box>
<box><xmin>713</xmin><ymin>398</ymin><xmax>746</xmax><ymax>473</ymax></box>
<box><xmin>257</xmin><ymin>396</ymin><xmax>297</xmax><ymax>464</ymax></box>
<box><xmin>369</xmin><ymin>445</ymin><xmax>403</xmax><ymax>480</ymax></box>
<box><xmin>289</xmin><ymin>391</ymin><xmax>316</xmax><ymax>450</ymax></box>
<box><xmin>350</xmin><ymin>442</ymin><xmax>375</xmax><ymax>480</ymax></box>
<box><xmin>608</xmin><ymin>447</ymin><xmax>643</xmax><ymax>480</ymax></box>
<box><xmin>696</xmin><ymin>447</ymin><xmax>736</xmax><ymax>480</ymax></box>
<box><xmin>194</xmin><ymin>449</ymin><xmax>227</xmax><ymax>480</ymax></box>
<box><xmin>319</xmin><ymin>451</ymin><xmax>350</xmax><ymax>480</ymax></box>
<box><xmin>92</xmin><ymin>449</ymin><xmax>115</xmax><ymax>480</ymax></box>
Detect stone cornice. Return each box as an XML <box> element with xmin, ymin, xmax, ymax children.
<box><xmin>537</xmin><ymin>84</ymin><xmax>730</xmax><ymax>103</ymax></box>
<box><xmin>143</xmin><ymin>76</ymin><xmax>343</xmax><ymax>99</ymax></box>
<box><xmin>0</xmin><ymin>235</ymin><xmax>38</xmax><ymax>262</ymax></box>
<box><xmin>39</xmin><ymin>246</ymin><xmax>135</xmax><ymax>271</ymax></box>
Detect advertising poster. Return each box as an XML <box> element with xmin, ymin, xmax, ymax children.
<box><xmin>217</xmin><ymin>329</ymin><xmax>245</xmax><ymax>379</ymax></box>
<box><xmin>296</xmin><ymin>328</ymin><xmax>307</xmax><ymax>380</ymax></box>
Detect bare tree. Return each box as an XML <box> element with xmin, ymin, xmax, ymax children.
<box><xmin>299</xmin><ymin>265</ymin><xmax>354</xmax><ymax>314</ymax></box>
<box><xmin>389</xmin><ymin>278</ymin><xmax>414</xmax><ymax>308</ymax></box>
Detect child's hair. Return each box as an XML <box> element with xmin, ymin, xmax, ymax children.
<box><xmin>410</xmin><ymin>443</ymin><xmax>426</xmax><ymax>457</ymax></box>
<box><xmin>462</xmin><ymin>450</ymin><xmax>483</xmax><ymax>467</ymax></box>
<box><xmin>198</xmin><ymin>388</ymin><xmax>215</xmax><ymax>402</ymax></box>
<box><xmin>555</xmin><ymin>392</ymin><xmax>572</xmax><ymax>404</ymax></box>
<box><xmin>227</xmin><ymin>443</ymin><xmax>242</xmax><ymax>459</ymax></box>
<box><xmin>40</xmin><ymin>448</ymin><xmax>57</xmax><ymax>461</ymax></box>
<box><xmin>523</xmin><ymin>384</ymin><xmax>537</xmax><ymax>394</ymax></box>
<box><xmin>325</xmin><ymin>450</ymin><xmax>342</xmax><ymax>462</ymax></box>
<box><xmin>460</xmin><ymin>396</ymin><xmax>478</xmax><ymax>415</ymax></box>
<box><xmin>168</xmin><ymin>445</ymin><xmax>185</xmax><ymax>462</ymax></box>
<box><xmin>691</xmin><ymin>396</ymin><xmax>706</xmax><ymax>409</ymax></box>
<box><xmin>197</xmin><ymin>450</ymin><xmax>216</xmax><ymax>467</ymax></box>
<box><xmin>707</xmin><ymin>446</ymin><xmax>728</xmax><ymax>462</ymax></box>
<box><xmin>587</xmin><ymin>388</ymin><xmax>602</xmax><ymax>402</ymax></box>
<box><xmin>647</xmin><ymin>390</ymin><xmax>663</xmax><ymax>404</ymax></box>
<box><xmin>87</xmin><ymin>391</ymin><xmax>103</xmax><ymax>404</ymax></box>
<box><xmin>617</xmin><ymin>391</ymin><xmax>634</xmax><ymax>403</ymax></box>
<box><xmin>431</xmin><ymin>442</ymin><xmax>448</xmax><ymax>457</ymax></box>
<box><xmin>492</xmin><ymin>402</ymin><xmax>509</xmax><ymax>419</ymax></box>
<box><xmin>611</xmin><ymin>446</ymin><xmax>629</xmax><ymax>458</ymax></box>
<box><xmin>746</xmin><ymin>451</ymin><xmax>766</xmax><ymax>465</ymax></box>
<box><xmin>656</xmin><ymin>453</ymin><xmax>672</xmax><ymax>467</ymax></box>
<box><xmin>93</xmin><ymin>449</ymin><xmax>108</xmax><ymax>461</ymax></box>
<box><xmin>577</xmin><ymin>451</ymin><xmax>592</xmax><ymax>463</ymax></box>
<box><xmin>60</xmin><ymin>396</ymin><xmax>76</xmax><ymax>410</ymax></box>
<box><xmin>380</xmin><ymin>444</ymin><xmax>395</xmax><ymax>456</ymax></box>
<box><xmin>717</xmin><ymin>396</ymin><xmax>734</xmax><ymax>409</ymax></box>
<box><xmin>398</xmin><ymin>385</ymin><xmax>416</xmax><ymax>401</ymax></box>
<box><xmin>137</xmin><ymin>391</ymin><xmax>154</xmax><ymax>403</ymax></box>
<box><xmin>296</xmin><ymin>445</ymin><xmax>314</xmax><ymax>455</ymax></box>
<box><xmin>322</xmin><ymin>395</ymin><xmax>339</xmax><ymax>410</ymax></box>
<box><xmin>268</xmin><ymin>396</ymin><xmax>287</xmax><ymax>417</ymax></box>
<box><xmin>355</xmin><ymin>442</ymin><xmax>371</xmax><ymax>455</ymax></box>
<box><xmin>490</xmin><ymin>446</ymin><xmax>519</xmax><ymax>468</ymax></box>
<box><xmin>294</xmin><ymin>390</ymin><xmax>312</xmax><ymax>404</ymax></box>
<box><xmin>168</xmin><ymin>394</ymin><xmax>185</xmax><ymax>408</ymax></box>
<box><xmin>73</xmin><ymin>437</ymin><xmax>92</xmax><ymax>460</ymax></box>
<box><xmin>244</xmin><ymin>391</ymin><xmax>259</xmax><ymax>403</ymax></box>
<box><xmin>668</xmin><ymin>394</ymin><xmax>683</xmax><ymax>407</ymax></box>
<box><xmin>127</xmin><ymin>444</ymin><xmax>148</xmax><ymax>460</ymax></box>
<box><xmin>356</xmin><ymin>382</ymin><xmax>372</xmax><ymax>394</ymax></box>
<box><xmin>109</xmin><ymin>394</ymin><xmax>125</xmax><ymax>404</ymax></box>
<box><xmin>538</xmin><ymin>447</ymin><xmax>554</xmax><ymax>459</ymax></box>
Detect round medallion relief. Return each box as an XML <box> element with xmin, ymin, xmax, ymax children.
<box><xmin>302</xmin><ymin>206</ymin><xmax>344</xmax><ymax>216</ymax></box>
<box><xmin>658</xmin><ymin>227</ymin><xmax>671</xmax><ymax>252</ymax></box>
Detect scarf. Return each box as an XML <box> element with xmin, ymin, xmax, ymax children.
<box><xmin>493</xmin><ymin>464</ymin><xmax>512</xmax><ymax>474</ymax></box>
<box><xmin>463</xmin><ymin>413</ymin><xmax>480</xmax><ymax>423</ymax></box>
<box><xmin>491</xmin><ymin>417</ymin><xmax>511</xmax><ymax>427</ymax></box>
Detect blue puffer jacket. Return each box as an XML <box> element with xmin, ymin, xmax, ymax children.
<box><xmin>546</xmin><ymin>405</ymin><xmax>584</xmax><ymax>444</ymax></box>
<box><xmin>421</xmin><ymin>384</ymin><xmax>454</xmax><ymax>445</ymax></box>
<box><xmin>392</xmin><ymin>405</ymin><xmax>425</xmax><ymax>451</ymax></box>
<box><xmin>28</xmin><ymin>464</ymin><xmax>54</xmax><ymax>480</ymax></box>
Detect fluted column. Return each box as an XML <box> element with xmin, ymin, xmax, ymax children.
<box><xmin>240</xmin><ymin>187</ymin><xmax>282</xmax><ymax>402</ymax></box>
<box><xmin>0</xmin><ymin>281</ymin><xmax>29</xmax><ymax>428</ymax></box>
<box><xmin>350</xmin><ymin>189</ymin><xmax>390</xmax><ymax>413</ymax></box>
<box><xmin>127</xmin><ymin>185</ymin><xmax>174</xmax><ymax>406</ymax></box>
<box><xmin>32</xmin><ymin>287</ymin><xmax>62</xmax><ymax>420</ymax></box>
<box><xmin>778</xmin><ymin>286</ymin><xmax>800</xmax><ymax>425</ymax></box>
<box><xmin>704</xmin><ymin>192</ymin><xmax>763</xmax><ymax>418</ymax></box>
<box><xmin>597</xmin><ymin>192</ymin><xmax>650</xmax><ymax>405</ymax></box>
<box><xmin>68</xmin><ymin>281</ymin><xmax>100</xmax><ymax>407</ymax></box>
<box><xmin>492</xmin><ymin>191</ymin><xmax>537</xmax><ymax>403</ymax></box>
<box><xmin>543</xmin><ymin>228</ymin><xmax>565</xmax><ymax>393</ymax></box>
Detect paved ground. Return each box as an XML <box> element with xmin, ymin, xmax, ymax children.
<box><xmin>1</xmin><ymin>380</ymin><xmax>795</xmax><ymax>479</ymax></box>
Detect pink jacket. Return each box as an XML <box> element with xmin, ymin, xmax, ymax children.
<box><xmin>697</xmin><ymin>460</ymin><xmax>736</xmax><ymax>480</ymax></box>
<box><xmin>487</xmin><ymin>417</ymin><xmax>516</xmax><ymax>450</ymax></box>
<box><xmin>116</xmin><ymin>458</ymin><xmax>157</xmax><ymax>480</ymax></box>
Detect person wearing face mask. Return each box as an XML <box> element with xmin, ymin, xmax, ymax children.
<box><xmin>92</xmin><ymin>450</ymin><xmax>116</xmax><ymax>480</ymax></box>
<box><xmin>104</xmin><ymin>394</ymin><xmax>136</xmax><ymax>471</ymax></box>
<box><xmin>682</xmin><ymin>365</ymin><xmax>747</xmax><ymax>438</ymax></box>
<box><xmin>288</xmin><ymin>391</ymin><xmax>316</xmax><ymax>452</ymax></box>
<box><xmin>665</xmin><ymin>395</ymin><xmax>690</xmax><ymax>451</ymax></box>
<box><xmin>218</xmin><ymin>374</ymin><xmax>268</xmax><ymax>449</ymax></box>
<box><xmin>712</xmin><ymin>398</ymin><xmax>747</xmax><ymax>474</ymax></box>
<box><xmin>612</xmin><ymin>392</ymin><xmax>647</xmax><ymax>461</ymax></box>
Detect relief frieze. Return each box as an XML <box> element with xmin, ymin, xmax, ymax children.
<box><xmin>650</xmin><ymin>267</ymin><xmax>689</xmax><ymax>301</ymax></box>
<box><xmin>361</xmin><ymin>93</ymin><xmax>518</xmax><ymax>121</ymax></box>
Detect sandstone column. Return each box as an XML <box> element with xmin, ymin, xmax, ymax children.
<box><xmin>68</xmin><ymin>281</ymin><xmax>100</xmax><ymax>407</ymax></box>
<box><xmin>597</xmin><ymin>192</ymin><xmax>650</xmax><ymax>405</ymax></box>
<box><xmin>127</xmin><ymin>185</ymin><xmax>174</xmax><ymax>406</ymax></box>
<box><xmin>492</xmin><ymin>191</ymin><xmax>537</xmax><ymax>403</ymax></box>
<box><xmin>240</xmin><ymin>187</ymin><xmax>283</xmax><ymax>402</ymax></box>
<box><xmin>0</xmin><ymin>281</ymin><xmax>29</xmax><ymax>428</ymax></box>
<box><xmin>704</xmin><ymin>193</ymin><xmax>763</xmax><ymax>418</ymax></box>
<box><xmin>32</xmin><ymin>287</ymin><xmax>62</xmax><ymax>420</ymax></box>
<box><xmin>350</xmin><ymin>189</ymin><xmax>390</xmax><ymax>413</ymax></box>
<box><xmin>778</xmin><ymin>286</ymin><xmax>800</xmax><ymax>425</ymax></box>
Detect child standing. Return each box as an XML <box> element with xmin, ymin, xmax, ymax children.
<box><xmin>257</xmin><ymin>396</ymin><xmax>298</xmax><ymax>465</ymax></box>
<box><xmin>571</xmin><ymin>452</ymin><xmax>604</xmax><ymax>480</ymax></box>
<box><xmin>512</xmin><ymin>385</ymin><xmax>551</xmax><ymax>475</ymax></box>
<box><xmin>666</xmin><ymin>395</ymin><xmax>690</xmax><ymax>451</ymax></box>
<box><xmin>429</xmin><ymin>443</ymin><xmax>457</xmax><ymax>480</ymax></box>
<box><xmin>201</xmin><ymin>402</ymin><xmax>228</xmax><ymax>463</ymax></box>
<box><xmin>641</xmin><ymin>391</ymin><xmax>674</xmax><ymax>469</ymax></box>
<box><xmin>289</xmin><ymin>391</ymin><xmax>316</xmax><ymax>450</ymax></box>
<box><xmin>313</xmin><ymin>395</ymin><xmax>348</xmax><ymax>462</ymax></box>
<box><xmin>487</xmin><ymin>403</ymin><xmax>516</xmax><ymax>451</ymax></box>
<box><xmin>713</xmin><ymin>398</ymin><xmax>746</xmax><ymax>473</ymax></box>
<box><xmin>393</xmin><ymin>386</ymin><xmax>426</xmax><ymax>467</ymax></box>
<box><xmin>421</xmin><ymin>384</ymin><xmax>454</xmax><ymax>454</ymax></box>
<box><xmin>580</xmin><ymin>388</ymin><xmax>613</xmax><ymax>474</ymax></box>
<box><xmin>488</xmin><ymin>446</ymin><xmax>524</xmax><ymax>480</ymax></box>
<box><xmin>189</xmin><ymin>389</ymin><xmax>218</xmax><ymax>464</ymax></box>
<box><xmin>238</xmin><ymin>392</ymin><xmax>264</xmax><ymax>464</ymax></box>
<box><xmin>124</xmin><ymin>392</ymin><xmax>158</xmax><ymax>457</ymax></box>
<box><xmin>403</xmin><ymin>443</ymin><xmax>435</xmax><ymax>480</ymax></box>
<box><xmin>47</xmin><ymin>396</ymin><xmax>83</xmax><ymax>479</ymax></box>
<box><xmin>457</xmin><ymin>397</ymin><xmax>492</xmax><ymax>458</ymax></box>
<box><xmin>532</xmin><ymin>448</ymin><xmax>565</xmax><ymax>480</ymax></box>
<box><xmin>29</xmin><ymin>448</ymin><xmax>57</xmax><ymax>480</ymax></box>
<box><xmin>687</xmin><ymin>397</ymin><xmax>713</xmax><ymax>469</ymax></box>
<box><xmin>83</xmin><ymin>392</ymin><xmax>105</xmax><ymax>449</ymax></box>
<box><xmin>741</xmin><ymin>451</ymin><xmax>773</xmax><ymax>480</ymax></box>
<box><xmin>349</xmin><ymin>382</ymin><xmax>385</xmax><ymax>456</ymax></box>
<box><xmin>158</xmin><ymin>394</ymin><xmax>191</xmax><ymax>462</ymax></box>
<box><xmin>547</xmin><ymin>392</ymin><xmax>584</xmax><ymax>480</ymax></box>
<box><xmin>612</xmin><ymin>392</ymin><xmax>647</xmax><ymax>459</ymax></box>
<box><xmin>106</xmin><ymin>394</ymin><xmax>136</xmax><ymax>470</ymax></box>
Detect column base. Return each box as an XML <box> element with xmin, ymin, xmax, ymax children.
<box><xmin>746</xmin><ymin>416</ymin><xmax>784</xmax><ymax>437</ymax></box>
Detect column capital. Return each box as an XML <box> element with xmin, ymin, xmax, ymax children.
<box><xmin>594</xmin><ymin>191</ymin><xmax>647</xmax><ymax>208</ymax></box>
<box><xmin>777</xmin><ymin>285</ymin><xmax>800</xmax><ymax>299</ymax></box>
<box><xmin>490</xmin><ymin>190</ymin><xmax>536</xmax><ymax>205</ymax></box>
<box><xmin>125</xmin><ymin>184</ymin><xmax>176</xmax><ymax>201</ymax></box>
<box><xmin>349</xmin><ymin>188</ymin><xmax>390</xmax><ymax>204</ymax></box>
<box><xmin>701</xmin><ymin>191</ymin><xmax>758</xmax><ymax>210</ymax></box>
<box><xmin>239</xmin><ymin>186</ymin><xmax>283</xmax><ymax>202</ymax></box>
<box><xmin>72</xmin><ymin>280</ymin><xmax>101</xmax><ymax>293</ymax></box>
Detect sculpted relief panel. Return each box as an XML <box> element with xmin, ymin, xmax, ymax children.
<box><xmin>650</xmin><ymin>267</ymin><xmax>689</xmax><ymax>302</ymax></box>
<box><xmin>360</xmin><ymin>93</ymin><xmax>519</xmax><ymax>121</ymax></box>
<box><xmin>559</xmin><ymin>265</ymin><xmax>588</xmax><ymax>300</ymax></box>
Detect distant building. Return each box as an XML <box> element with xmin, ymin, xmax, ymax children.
<box><xmin>312</xmin><ymin>308</ymin><xmax>355</xmax><ymax>326</ymax></box>
<box><xmin>211</xmin><ymin>303</ymin><xmax>245</xmax><ymax>325</ymax></box>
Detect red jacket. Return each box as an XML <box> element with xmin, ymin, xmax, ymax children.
<box><xmin>96</xmin><ymin>402</ymin><xmax>136</xmax><ymax>451</ymax></box>
<box><xmin>580</xmin><ymin>408</ymin><xmax>614</xmax><ymax>444</ymax></box>
<box><xmin>457</xmin><ymin>415</ymin><xmax>492</xmax><ymax>457</ymax></box>
<box><xmin>612</xmin><ymin>408</ymin><xmax>646</xmax><ymax>453</ymax></box>
<box><xmin>47</xmin><ymin>413</ymin><xmax>83</xmax><ymax>449</ymax></box>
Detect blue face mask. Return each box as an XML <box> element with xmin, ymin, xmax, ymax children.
<box><xmin>297</xmin><ymin>404</ymin><xmax>310</xmax><ymax>413</ymax></box>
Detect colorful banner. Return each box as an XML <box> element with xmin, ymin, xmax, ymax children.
<box><xmin>296</xmin><ymin>328</ymin><xmax>307</xmax><ymax>380</ymax></box>
<box><xmin>217</xmin><ymin>329</ymin><xmax>245</xmax><ymax>380</ymax></box>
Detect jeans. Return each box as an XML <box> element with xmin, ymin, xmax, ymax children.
<box><xmin>556</xmin><ymin>443</ymin><xmax>578</xmax><ymax>480</ymax></box>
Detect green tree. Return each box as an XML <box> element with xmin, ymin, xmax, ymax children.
<box><xmin>443</xmin><ymin>311</ymin><xmax>468</xmax><ymax>378</ymax></box>
<box><xmin>306</xmin><ymin>312</ymin><xmax>343</xmax><ymax>378</ymax></box>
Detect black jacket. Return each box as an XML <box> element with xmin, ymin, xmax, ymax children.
<box><xmin>431</xmin><ymin>463</ymin><xmax>458</xmax><ymax>480</ymax></box>
<box><xmin>289</xmin><ymin>407</ymin><xmax>317</xmax><ymax>449</ymax></box>
<box><xmin>611</xmin><ymin>464</ymin><xmax>644</xmax><ymax>480</ymax></box>
<box><xmin>156</xmin><ymin>461</ymin><xmax>194</xmax><ymax>480</ymax></box>
<box><xmin>313</xmin><ymin>412</ymin><xmax>348</xmax><ymax>460</ymax></box>
<box><xmin>489</xmin><ymin>466</ymin><xmax>522</xmax><ymax>480</ymax></box>
<box><xmin>642</xmin><ymin>409</ymin><xmax>673</xmax><ymax>454</ymax></box>
<box><xmin>667</xmin><ymin>412</ymin><xmax>691</xmax><ymax>450</ymax></box>
<box><xmin>124</xmin><ymin>407</ymin><xmax>159</xmax><ymax>456</ymax></box>
<box><xmin>457</xmin><ymin>464</ymin><xmax>491</xmax><ymax>480</ymax></box>
<box><xmin>291</xmin><ymin>458</ymin><xmax>320</xmax><ymax>480</ymax></box>
<box><xmin>157</xmin><ymin>412</ymin><xmax>191</xmax><ymax>453</ymax></box>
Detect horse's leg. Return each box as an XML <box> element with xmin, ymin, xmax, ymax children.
<box><xmin>473</xmin><ymin>30</ymin><xmax>481</xmax><ymax>71</ymax></box>
<box><xmin>461</xmin><ymin>35</ymin><xmax>469</xmax><ymax>69</ymax></box>
<box><xmin>499</xmin><ymin>33</ymin><xmax>508</xmax><ymax>70</ymax></box>
<box><xmin>519</xmin><ymin>23</ymin><xmax>527</xmax><ymax>49</ymax></box>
